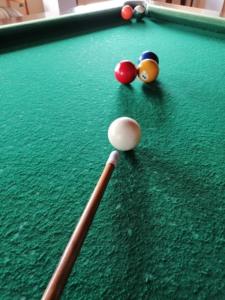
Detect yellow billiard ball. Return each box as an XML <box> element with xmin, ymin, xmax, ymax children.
<box><xmin>137</xmin><ymin>59</ymin><xmax>159</xmax><ymax>83</ymax></box>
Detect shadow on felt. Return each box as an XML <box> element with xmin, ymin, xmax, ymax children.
<box><xmin>116</xmin><ymin>79</ymin><xmax>168</xmax><ymax>129</ymax></box>
<box><xmin>141</xmin><ymin>80</ymin><xmax>165</xmax><ymax>104</ymax></box>
<box><xmin>134</xmin><ymin>147</ymin><xmax>225</xmax><ymax>215</ymax></box>
<box><xmin>108</xmin><ymin>146</ymin><xmax>225</xmax><ymax>297</ymax></box>
<box><xmin>108</xmin><ymin>150</ymin><xmax>154</xmax><ymax>298</ymax></box>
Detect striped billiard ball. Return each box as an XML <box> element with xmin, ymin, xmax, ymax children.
<box><xmin>137</xmin><ymin>59</ymin><xmax>159</xmax><ymax>83</ymax></box>
<box><xmin>134</xmin><ymin>5</ymin><xmax>145</xmax><ymax>21</ymax></box>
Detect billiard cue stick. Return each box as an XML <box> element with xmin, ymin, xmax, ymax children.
<box><xmin>41</xmin><ymin>150</ymin><xmax>119</xmax><ymax>300</ymax></box>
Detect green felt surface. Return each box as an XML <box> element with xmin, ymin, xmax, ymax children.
<box><xmin>1</xmin><ymin>11</ymin><xmax>225</xmax><ymax>300</ymax></box>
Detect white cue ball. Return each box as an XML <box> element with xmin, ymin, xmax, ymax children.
<box><xmin>135</xmin><ymin>5</ymin><xmax>145</xmax><ymax>14</ymax></box>
<box><xmin>108</xmin><ymin>117</ymin><xmax>141</xmax><ymax>151</ymax></box>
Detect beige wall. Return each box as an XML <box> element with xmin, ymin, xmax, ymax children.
<box><xmin>204</xmin><ymin>0</ymin><xmax>224</xmax><ymax>11</ymax></box>
<box><xmin>42</xmin><ymin>0</ymin><xmax>75</xmax><ymax>13</ymax></box>
<box><xmin>0</xmin><ymin>0</ymin><xmax>7</xmax><ymax>6</ymax></box>
<box><xmin>28</xmin><ymin>0</ymin><xmax>44</xmax><ymax>14</ymax></box>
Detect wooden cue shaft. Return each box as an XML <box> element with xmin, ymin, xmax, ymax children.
<box><xmin>42</xmin><ymin>151</ymin><xmax>119</xmax><ymax>300</ymax></box>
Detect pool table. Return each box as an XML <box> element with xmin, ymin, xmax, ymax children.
<box><xmin>1</xmin><ymin>3</ymin><xmax>225</xmax><ymax>299</ymax></box>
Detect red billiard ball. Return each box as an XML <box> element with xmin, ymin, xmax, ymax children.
<box><xmin>114</xmin><ymin>60</ymin><xmax>137</xmax><ymax>84</ymax></box>
<box><xmin>121</xmin><ymin>5</ymin><xmax>133</xmax><ymax>21</ymax></box>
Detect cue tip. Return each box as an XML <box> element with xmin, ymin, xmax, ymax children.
<box><xmin>107</xmin><ymin>150</ymin><xmax>120</xmax><ymax>167</ymax></box>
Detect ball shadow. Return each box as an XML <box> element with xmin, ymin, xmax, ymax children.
<box><xmin>141</xmin><ymin>80</ymin><xmax>168</xmax><ymax>126</ymax></box>
<box><xmin>124</xmin><ymin>149</ymin><xmax>138</xmax><ymax>166</ymax></box>
<box><xmin>109</xmin><ymin>145</ymin><xmax>225</xmax><ymax>297</ymax></box>
<box><xmin>115</xmin><ymin>84</ymin><xmax>138</xmax><ymax>118</ymax></box>
<box><xmin>109</xmin><ymin>149</ymin><xmax>155</xmax><ymax>298</ymax></box>
<box><xmin>141</xmin><ymin>80</ymin><xmax>165</xmax><ymax>105</ymax></box>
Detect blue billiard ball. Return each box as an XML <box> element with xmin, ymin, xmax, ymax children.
<box><xmin>139</xmin><ymin>51</ymin><xmax>159</xmax><ymax>64</ymax></box>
